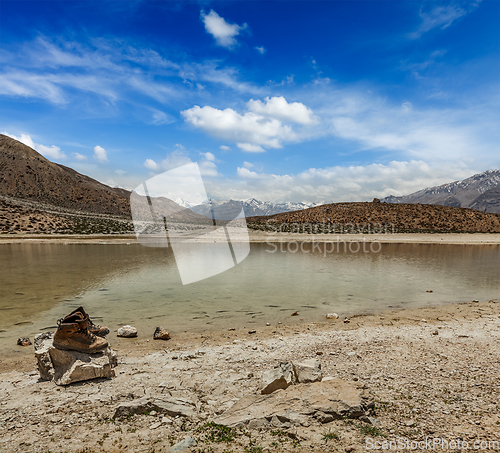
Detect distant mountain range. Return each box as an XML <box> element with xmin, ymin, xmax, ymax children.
<box><xmin>382</xmin><ymin>170</ymin><xmax>500</xmax><ymax>213</ymax></box>
<box><xmin>1</xmin><ymin>133</ymin><xmax>500</xmax><ymax>234</ymax></box>
<box><xmin>190</xmin><ymin>198</ymin><xmax>319</xmax><ymax>220</ymax></box>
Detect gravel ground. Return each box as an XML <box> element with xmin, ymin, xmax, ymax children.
<box><xmin>0</xmin><ymin>299</ymin><xmax>499</xmax><ymax>452</ymax></box>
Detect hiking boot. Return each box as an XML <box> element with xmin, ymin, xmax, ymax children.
<box><xmin>65</xmin><ymin>306</ymin><xmax>110</xmax><ymax>337</ymax></box>
<box><xmin>53</xmin><ymin>312</ymin><xmax>108</xmax><ymax>353</ymax></box>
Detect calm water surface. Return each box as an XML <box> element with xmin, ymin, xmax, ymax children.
<box><xmin>1</xmin><ymin>241</ymin><xmax>499</xmax><ymax>351</ymax></box>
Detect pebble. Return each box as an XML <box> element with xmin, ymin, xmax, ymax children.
<box><xmin>291</xmin><ymin>311</ymin><xmax>299</xmax><ymax>316</ymax></box>
<box><xmin>153</xmin><ymin>327</ymin><xmax>171</xmax><ymax>340</ymax></box>
<box><xmin>432</xmin><ymin>330</ymin><xmax>439</xmax><ymax>336</ymax></box>
<box><xmin>117</xmin><ymin>325</ymin><xmax>138</xmax><ymax>338</ymax></box>
<box><xmin>326</xmin><ymin>313</ymin><xmax>339</xmax><ymax>319</ymax></box>
<box><xmin>162</xmin><ymin>417</ymin><xmax>172</xmax><ymax>424</ymax></box>
<box><xmin>149</xmin><ymin>411</ymin><xmax>157</xmax><ymax>416</ymax></box>
<box><xmin>344</xmin><ymin>317</ymin><xmax>350</xmax><ymax>323</ymax></box>
<box><xmin>406</xmin><ymin>420</ymin><xmax>415</xmax><ymax>427</ymax></box>
<box><xmin>266</xmin><ymin>323</ymin><xmax>271</xmax><ymax>326</ymax></box>
<box><xmin>248</xmin><ymin>330</ymin><xmax>256</xmax><ymax>334</ymax></box>
<box><xmin>17</xmin><ymin>338</ymin><xmax>32</xmax><ymax>346</ymax></box>
<box><xmin>149</xmin><ymin>422</ymin><xmax>162</xmax><ymax>430</ymax></box>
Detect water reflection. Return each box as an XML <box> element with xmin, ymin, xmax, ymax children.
<box><xmin>1</xmin><ymin>241</ymin><xmax>499</xmax><ymax>350</ymax></box>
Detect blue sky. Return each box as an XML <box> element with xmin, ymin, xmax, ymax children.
<box><xmin>0</xmin><ymin>0</ymin><xmax>498</xmax><ymax>203</ymax></box>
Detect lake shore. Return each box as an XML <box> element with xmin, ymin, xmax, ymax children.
<box><xmin>1</xmin><ymin>299</ymin><xmax>499</xmax><ymax>452</ymax></box>
<box><xmin>1</xmin><ymin>231</ymin><xmax>500</xmax><ymax>245</ymax></box>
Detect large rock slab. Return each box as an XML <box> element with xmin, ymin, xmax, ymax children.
<box><xmin>34</xmin><ymin>332</ymin><xmax>117</xmax><ymax>386</ymax></box>
<box><xmin>215</xmin><ymin>378</ymin><xmax>374</xmax><ymax>428</ymax></box>
<box><xmin>294</xmin><ymin>358</ymin><xmax>322</xmax><ymax>383</ymax></box>
<box><xmin>261</xmin><ymin>361</ymin><xmax>296</xmax><ymax>394</ymax></box>
<box><xmin>114</xmin><ymin>396</ymin><xmax>197</xmax><ymax>419</ymax></box>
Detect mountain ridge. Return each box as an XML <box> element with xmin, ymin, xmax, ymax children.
<box><xmin>382</xmin><ymin>170</ymin><xmax>500</xmax><ymax>213</ymax></box>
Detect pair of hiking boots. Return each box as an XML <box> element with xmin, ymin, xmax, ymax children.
<box><xmin>53</xmin><ymin>306</ymin><xmax>110</xmax><ymax>353</ymax></box>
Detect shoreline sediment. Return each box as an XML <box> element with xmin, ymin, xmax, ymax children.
<box><xmin>0</xmin><ymin>299</ymin><xmax>499</xmax><ymax>452</ymax></box>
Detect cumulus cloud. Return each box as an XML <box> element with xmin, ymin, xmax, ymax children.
<box><xmin>254</xmin><ymin>46</ymin><xmax>266</xmax><ymax>55</ymax></box>
<box><xmin>93</xmin><ymin>145</ymin><xmax>108</xmax><ymax>162</ymax></box>
<box><xmin>202</xmin><ymin>152</ymin><xmax>216</xmax><ymax>161</ymax></box>
<box><xmin>236</xmin><ymin>167</ymin><xmax>263</xmax><ymax>179</ymax></box>
<box><xmin>247</xmin><ymin>96</ymin><xmax>317</xmax><ymax>125</ymax></box>
<box><xmin>143</xmin><ymin>150</ymin><xmax>220</xmax><ymax>177</ymax></box>
<box><xmin>182</xmin><ymin>96</ymin><xmax>316</xmax><ymax>152</ymax></box>
<box><xmin>219</xmin><ymin>145</ymin><xmax>231</xmax><ymax>151</ymax></box>
<box><xmin>203</xmin><ymin>160</ymin><xmax>479</xmax><ymax>204</ymax></box>
<box><xmin>2</xmin><ymin>131</ymin><xmax>66</xmax><ymax>160</ymax></box>
<box><xmin>200</xmin><ymin>10</ymin><xmax>247</xmax><ymax>49</ymax></box>
<box><xmin>144</xmin><ymin>158</ymin><xmax>159</xmax><ymax>171</ymax></box>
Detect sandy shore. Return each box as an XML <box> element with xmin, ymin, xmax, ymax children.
<box><xmin>1</xmin><ymin>233</ymin><xmax>499</xmax><ymax>451</ymax></box>
<box><xmin>1</xmin><ymin>299</ymin><xmax>499</xmax><ymax>452</ymax></box>
<box><xmin>1</xmin><ymin>231</ymin><xmax>500</xmax><ymax>245</ymax></box>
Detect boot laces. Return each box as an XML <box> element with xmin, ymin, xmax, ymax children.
<box><xmin>88</xmin><ymin>319</ymin><xmax>100</xmax><ymax>329</ymax></box>
<box><xmin>77</xmin><ymin>326</ymin><xmax>96</xmax><ymax>342</ymax></box>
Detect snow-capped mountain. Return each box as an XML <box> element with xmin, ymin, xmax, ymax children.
<box><xmin>174</xmin><ymin>198</ymin><xmax>195</xmax><ymax>209</ymax></box>
<box><xmin>382</xmin><ymin>170</ymin><xmax>500</xmax><ymax>213</ymax></box>
<box><xmin>188</xmin><ymin>198</ymin><xmax>321</xmax><ymax>219</ymax></box>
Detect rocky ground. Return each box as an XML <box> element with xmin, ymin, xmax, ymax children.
<box><xmin>1</xmin><ymin>300</ymin><xmax>499</xmax><ymax>452</ymax></box>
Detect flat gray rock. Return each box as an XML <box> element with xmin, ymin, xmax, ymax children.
<box><xmin>261</xmin><ymin>361</ymin><xmax>296</xmax><ymax>394</ymax></box>
<box><xmin>114</xmin><ymin>396</ymin><xmax>197</xmax><ymax>419</ymax></box>
<box><xmin>34</xmin><ymin>333</ymin><xmax>117</xmax><ymax>386</ymax></box>
<box><xmin>294</xmin><ymin>358</ymin><xmax>322</xmax><ymax>383</ymax></box>
<box><xmin>215</xmin><ymin>378</ymin><xmax>374</xmax><ymax>428</ymax></box>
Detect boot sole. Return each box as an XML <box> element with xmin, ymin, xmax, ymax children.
<box><xmin>53</xmin><ymin>342</ymin><xmax>108</xmax><ymax>354</ymax></box>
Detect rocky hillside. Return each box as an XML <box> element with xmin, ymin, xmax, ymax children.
<box><xmin>382</xmin><ymin>170</ymin><xmax>500</xmax><ymax>213</ymax></box>
<box><xmin>248</xmin><ymin>200</ymin><xmax>500</xmax><ymax>233</ymax></box>
<box><xmin>0</xmin><ymin>134</ymin><xmax>133</xmax><ymax>216</ymax></box>
<box><xmin>0</xmin><ymin>135</ymin><xmax>209</xmax><ymax>234</ymax></box>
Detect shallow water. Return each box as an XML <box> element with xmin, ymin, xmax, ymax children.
<box><xmin>1</xmin><ymin>241</ymin><xmax>499</xmax><ymax>351</ymax></box>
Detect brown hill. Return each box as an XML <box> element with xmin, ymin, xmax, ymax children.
<box><xmin>0</xmin><ymin>134</ymin><xmax>132</xmax><ymax>216</ymax></box>
<box><xmin>248</xmin><ymin>200</ymin><xmax>500</xmax><ymax>233</ymax></box>
<box><xmin>0</xmin><ymin>134</ymin><xmax>211</xmax><ymax>234</ymax></box>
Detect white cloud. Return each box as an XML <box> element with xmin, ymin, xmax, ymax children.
<box><xmin>93</xmin><ymin>145</ymin><xmax>108</xmax><ymax>162</ymax></box>
<box><xmin>219</xmin><ymin>145</ymin><xmax>231</xmax><ymax>151</ymax></box>
<box><xmin>144</xmin><ymin>158</ymin><xmax>159</xmax><ymax>171</ymax></box>
<box><xmin>151</xmin><ymin>109</ymin><xmax>175</xmax><ymax>125</ymax></box>
<box><xmin>237</xmin><ymin>143</ymin><xmax>265</xmax><ymax>153</ymax></box>
<box><xmin>247</xmin><ymin>96</ymin><xmax>317</xmax><ymax>125</ymax></box>
<box><xmin>409</xmin><ymin>3</ymin><xmax>480</xmax><ymax>39</ymax></box>
<box><xmin>2</xmin><ymin>131</ymin><xmax>66</xmax><ymax>160</ymax></box>
<box><xmin>0</xmin><ymin>37</ymin><xmax>261</xmax><ymax>109</ymax></box>
<box><xmin>254</xmin><ymin>46</ymin><xmax>266</xmax><ymax>55</ymax></box>
<box><xmin>72</xmin><ymin>152</ymin><xmax>87</xmax><ymax>161</ymax></box>
<box><xmin>182</xmin><ymin>100</ymin><xmax>312</xmax><ymax>151</ymax></box>
<box><xmin>202</xmin><ymin>152</ymin><xmax>216</xmax><ymax>161</ymax></box>
<box><xmin>200</xmin><ymin>10</ymin><xmax>247</xmax><ymax>49</ymax></box>
<box><xmin>203</xmin><ymin>160</ymin><xmax>480</xmax><ymax>204</ymax></box>
<box><xmin>236</xmin><ymin>167</ymin><xmax>263</xmax><ymax>179</ymax></box>
<box><xmin>144</xmin><ymin>150</ymin><xmax>220</xmax><ymax>178</ymax></box>
<box><xmin>243</xmin><ymin>161</ymin><xmax>254</xmax><ymax>168</ymax></box>
<box><xmin>199</xmin><ymin>159</ymin><xmax>219</xmax><ymax>177</ymax></box>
